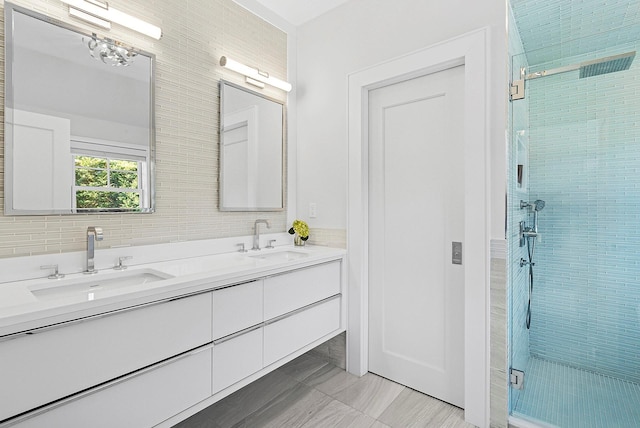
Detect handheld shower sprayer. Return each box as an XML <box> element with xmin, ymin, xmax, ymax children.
<box><xmin>520</xmin><ymin>199</ymin><xmax>546</xmax><ymax>240</ymax></box>
<box><xmin>532</xmin><ymin>199</ymin><xmax>545</xmax><ymax>233</ymax></box>
<box><xmin>519</xmin><ymin>199</ymin><xmax>546</xmax><ymax>330</ymax></box>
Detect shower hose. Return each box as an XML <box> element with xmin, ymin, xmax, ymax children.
<box><xmin>526</xmin><ymin>236</ymin><xmax>536</xmax><ymax>330</ymax></box>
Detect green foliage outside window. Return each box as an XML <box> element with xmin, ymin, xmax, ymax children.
<box><xmin>74</xmin><ymin>156</ymin><xmax>141</xmax><ymax>210</ymax></box>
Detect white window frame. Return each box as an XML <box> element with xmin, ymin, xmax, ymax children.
<box><xmin>70</xmin><ymin>137</ymin><xmax>149</xmax><ymax>211</ymax></box>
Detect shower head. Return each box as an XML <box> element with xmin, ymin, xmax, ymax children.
<box><xmin>579</xmin><ymin>51</ymin><xmax>636</xmax><ymax>78</ymax></box>
<box><xmin>533</xmin><ymin>199</ymin><xmax>545</xmax><ymax>211</ymax></box>
<box><xmin>524</xmin><ymin>51</ymin><xmax>636</xmax><ymax>81</ymax></box>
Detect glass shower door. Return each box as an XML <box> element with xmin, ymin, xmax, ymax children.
<box><xmin>508</xmin><ymin>40</ymin><xmax>640</xmax><ymax>427</ymax></box>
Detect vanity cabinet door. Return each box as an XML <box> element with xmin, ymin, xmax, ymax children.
<box><xmin>213</xmin><ymin>280</ymin><xmax>263</xmax><ymax>340</ymax></box>
<box><xmin>264</xmin><ymin>296</ymin><xmax>341</xmax><ymax>366</ymax></box>
<box><xmin>264</xmin><ymin>261</ymin><xmax>341</xmax><ymax>320</ymax></box>
<box><xmin>0</xmin><ymin>293</ymin><xmax>212</xmax><ymax>421</ymax></box>
<box><xmin>213</xmin><ymin>326</ymin><xmax>263</xmax><ymax>393</ymax></box>
<box><xmin>13</xmin><ymin>347</ymin><xmax>213</xmax><ymax>428</ymax></box>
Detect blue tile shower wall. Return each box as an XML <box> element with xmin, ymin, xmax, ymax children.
<box><xmin>527</xmin><ymin>48</ymin><xmax>640</xmax><ymax>383</ymax></box>
<box><xmin>508</xmin><ymin>4</ymin><xmax>531</xmax><ymax>411</ymax></box>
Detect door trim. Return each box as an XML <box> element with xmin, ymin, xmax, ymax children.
<box><xmin>346</xmin><ymin>27</ymin><xmax>490</xmax><ymax>427</ymax></box>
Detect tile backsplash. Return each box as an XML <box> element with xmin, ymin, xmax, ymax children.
<box><xmin>0</xmin><ymin>0</ymin><xmax>288</xmax><ymax>258</ymax></box>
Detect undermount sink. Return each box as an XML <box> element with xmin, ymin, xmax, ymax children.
<box><xmin>28</xmin><ymin>269</ymin><xmax>173</xmax><ymax>301</ymax></box>
<box><xmin>248</xmin><ymin>250</ymin><xmax>309</xmax><ymax>262</ymax></box>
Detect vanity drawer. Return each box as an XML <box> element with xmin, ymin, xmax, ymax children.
<box><xmin>12</xmin><ymin>347</ymin><xmax>212</xmax><ymax>428</ymax></box>
<box><xmin>264</xmin><ymin>296</ymin><xmax>341</xmax><ymax>366</ymax></box>
<box><xmin>0</xmin><ymin>293</ymin><xmax>212</xmax><ymax>422</ymax></box>
<box><xmin>213</xmin><ymin>280</ymin><xmax>263</xmax><ymax>340</ymax></box>
<box><xmin>264</xmin><ymin>261</ymin><xmax>341</xmax><ymax>320</ymax></box>
<box><xmin>213</xmin><ymin>326</ymin><xmax>263</xmax><ymax>393</ymax></box>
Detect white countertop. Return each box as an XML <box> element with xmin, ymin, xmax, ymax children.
<box><xmin>0</xmin><ymin>245</ymin><xmax>346</xmax><ymax>337</ymax></box>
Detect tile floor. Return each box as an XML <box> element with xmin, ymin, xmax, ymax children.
<box><xmin>173</xmin><ymin>352</ymin><xmax>475</xmax><ymax>428</ymax></box>
<box><xmin>512</xmin><ymin>357</ymin><xmax>640</xmax><ymax>428</ymax></box>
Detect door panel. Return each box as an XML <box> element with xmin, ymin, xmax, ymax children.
<box><xmin>368</xmin><ymin>65</ymin><xmax>465</xmax><ymax>407</ymax></box>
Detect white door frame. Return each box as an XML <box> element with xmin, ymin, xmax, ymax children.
<box><xmin>347</xmin><ymin>27</ymin><xmax>490</xmax><ymax>428</ymax></box>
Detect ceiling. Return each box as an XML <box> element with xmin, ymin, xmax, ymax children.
<box><xmin>250</xmin><ymin>0</ymin><xmax>350</xmax><ymax>26</ymax></box>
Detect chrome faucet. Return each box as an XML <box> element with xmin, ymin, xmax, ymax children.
<box><xmin>252</xmin><ymin>219</ymin><xmax>271</xmax><ymax>250</ymax></box>
<box><xmin>85</xmin><ymin>227</ymin><xmax>104</xmax><ymax>274</ymax></box>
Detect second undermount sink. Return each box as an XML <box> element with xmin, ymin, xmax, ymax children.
<box><xmin>28</xmin><ymin>269</ymin><xmax>173</xmax><ymax>301</ymax></box>
<box><xmin>248</xmin><ymin>250</ymin><xmax>309</xmax><ymax>262</ymax></box>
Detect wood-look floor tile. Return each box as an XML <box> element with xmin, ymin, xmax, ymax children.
<box><xmin>369</xmin><ymin>421</ymin><xmax>392</xmax><ymax>428</ymax></box>
<box><xmin>378</xmin><ymin>388</ymin><xmax>469</xmax><ymax>428</ymax></box>
<box><xmin>333</xmin><ymin>373</ymin><xmax>405</xmax><ymax>419</ymax></box>
<box><xmin>440</xmin><ymin>408</ymin><xmax>476</xmax><ymax>428</ymax></box>
<box><xmin>173</xmin><ymin>353</ymin><xmax>473</xmax><ymax>428</ymax></box>
<box><xmin>299</xmin><ymin>399</ymin><xmax>377</xmax><ymax>428</ymax></box>
<box><xmin>200</xmin><ymin>370</ymin><xmax>300</xmax><ymax>427</ymax></box>
<box><xmin>233</xmin><ymin>383</ymin><xmax>333</xmax><ymax>428</ymax></box>
<box><xmin>299</xmin><ymin>363</ymin><xmax>360</xmax><ymax>397</ymax></box>
<box><xmin>278</xmin><ymin>352</ymin><xmax>330</xmax><ymax>382</ymax></box>
<box><xmin>172</xmin><ymin>410</ymin><xmax>221</xmax><ymax>428</ymax></box>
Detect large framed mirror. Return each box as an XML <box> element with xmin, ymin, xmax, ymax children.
<box><xmin>4</xmin><ymin>3</ymin><xmax>155</xmax><ymax>215</ymax></box>
<box><xmin>219</xmin><ymin>81</ymin><xmax>285</xmax><ymax>211</ymax></box>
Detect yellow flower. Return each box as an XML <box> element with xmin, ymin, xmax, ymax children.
<box><xmin>289</xmin><ymin>219</ymin><xmax>309</xmax><ymax>239</ymax></box>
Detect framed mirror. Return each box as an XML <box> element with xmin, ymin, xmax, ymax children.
<box><xmin>219</xmin><ymin>80</ymin><xmax>284</xmax><ymax>211</ymax></box>
<box><xmin>4</xmin><ymin>3</ymin><xmax>155</xmax><ymax>215</ymax></box>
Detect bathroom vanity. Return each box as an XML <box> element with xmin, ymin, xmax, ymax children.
<box><xmin>0</xmin><ymin>243</ymin><xmax>345</xmax><ymax>427</ymax></box>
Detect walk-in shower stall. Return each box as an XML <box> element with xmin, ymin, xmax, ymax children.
<box><xmin>508</xmin><ymin>1</ymin><xmax>640</xmax><ymax>426</ymax></box>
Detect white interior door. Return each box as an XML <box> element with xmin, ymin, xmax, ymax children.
<box><xmin>368</xmin><ymin>65</ymin><xmax>465</xmax><ymax>407</ymax></box>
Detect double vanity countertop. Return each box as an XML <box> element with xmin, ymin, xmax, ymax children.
<box><xmin>0</xmin><ymin>245</ymin><xmax>346</xmax><ymax>338</ymax></box>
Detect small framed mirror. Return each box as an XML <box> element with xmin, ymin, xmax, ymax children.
<box><xmin>219</xmin><ymin>80</ymin><xmax>285</xmax><ymax>211</ymax></box>
<box><xmin>4</xmin><ymin>3</ymin><xmax>156</xmax><ymax>215</ymax></box>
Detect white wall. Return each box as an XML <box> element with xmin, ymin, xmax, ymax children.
<box><xmin>296</xmin><ymin>0</ymin><xmax>507</xmax><ymax>239</ymax></box>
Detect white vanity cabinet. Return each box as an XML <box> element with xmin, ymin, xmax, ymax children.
<box><xmin>0</xmin><ymin>254</ymin><xmax>345</xmax><ymax>428</ymax></box>
<box><xmin>264</xmin><ymin>261</ymin><xmax>341</xmax><ymax>319</ymax></box>
<box><xmin>211</xmin><ymin>261</ymin><xmax>343</xmax><ymax>392</ymax></box>
<box><xmin>0</xmin><ymin>293</ymin><xmax>212</xmax><ymax>423</ymax></box>
<box><xmin>12</xmin><ymin>347</ymin><xmax>213</xmax><ymax>428</ymax></box>
<box><xmin>213</xmin><ymin>279</ymin><xmax>263</xmax><ymax>339</ymax></box>
<box><xmin>263</xmin><ymin>262</ymin><xmax>342</xmax><ymax>365</ymax></box>
<box><xmin>212</xmin><ymin>280</ymin><xmax>264</xmax><ymax>393</ymax></box>
<box><xmin>264</xmin><ymin>296</ymin><xmax>341</xmax><ymax>365</ymax></box>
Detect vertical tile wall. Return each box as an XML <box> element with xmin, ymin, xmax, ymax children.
<box><xmin>527</xmin><ymin>44</ymin><xmax>640</xmax><ymax>383</ymax></box>
<box><xmin>0</xmin><ymin>0</ymin><xmax>288</xmax><ymax>258</ymax></box>
<box><xmin>490</xmin><ymin>244</ymin><xmax>508</xmax><ymax>428</ymax></box>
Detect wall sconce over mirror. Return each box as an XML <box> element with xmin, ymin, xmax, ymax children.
<box><xmin>220</xmin><ymin>56</ymin><xmax>292</xmax><ymax>92</ymax></box>
<box><xmin>61</xmin><ymin>0</ymin><xmax>163</xmax><ymax>40</ymax></box>
<box><xmin>4</xmin><ymin>3</ymin><xmax>156</xmax><ymax>215</ymax></box>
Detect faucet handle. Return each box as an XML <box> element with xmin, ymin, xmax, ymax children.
<box><xmin>266</xmin><ymin>239</ymin><xmax>276</xmax><ymax>249</ymax></box>
<box><xmin>114</xmin><ymin>256</ymin><xmax>132</xmax><ymax>270</ymax></box>
<box><xmin>237</xmin><ymin>243</ymin><xmax>248</xmax><ymax>253</ymax></box>
<box><xmin>41</xmin><ymin>264</ymin><xmax>65</xmax><ymax>280</ymax></box>
<box><xmin>88</xmin><ymin>226</ymin><xmax>104</xmax><ymax>241</ymax></box>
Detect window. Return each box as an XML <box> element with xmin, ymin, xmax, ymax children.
<box><xmin>73</xmin><ymin>155</ymin><xmax>142</xmax><ymax>211</ymax></box>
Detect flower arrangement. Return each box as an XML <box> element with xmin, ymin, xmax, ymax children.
<box><xmin>288</xmin><ymin>219</ymin><xmax>309</xmax><ymax>246</ymax></box>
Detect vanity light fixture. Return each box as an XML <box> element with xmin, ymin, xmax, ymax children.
<box><xmin>61</xmin><ymin>0</ymin><xmax>162</xmax><ymax>40</ymax></box>
<box><xmin>220</xmin><ymin>56</ymin><xmax>292</xmax><ymax>92</ymax></box>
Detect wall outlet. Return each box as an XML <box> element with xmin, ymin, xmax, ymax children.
<box><xmin>309</xmin><ymin>203</ymin><xmax>317</xmax><ymax>218</ymax></box>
